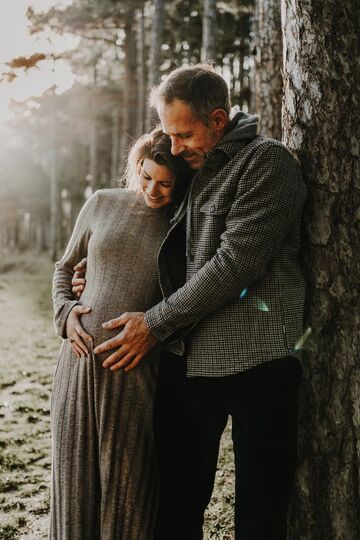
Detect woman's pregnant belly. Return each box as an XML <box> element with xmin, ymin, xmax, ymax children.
<box><xmin>77</xmin><ymin>286</ymin><xmax>160</xmax><ymax>349</ymax></box>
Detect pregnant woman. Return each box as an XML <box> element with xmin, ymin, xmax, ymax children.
<box><xmin>50</xmin><ymin>128</ymin><xmax>190</xmax><ymax>540</ymax></box>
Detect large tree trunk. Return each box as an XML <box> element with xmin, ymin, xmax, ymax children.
<box><xmin>201</xmin><ymin>0</ymin><xmax>217</xmax><ymax>62</ymax></box>
<box><xmin>282</xmin><ymin>1</ymin><xmax>360</xmax><ymax>538</ymax></box>
<box><xmin>145</xmin><ymin>0</ymin><xmax>165</xmax><ymax>130</ymax></box>
<box><xmin>255</xmin><ymin>0</ymin><xmax>282</xmax><ymax>139</ymax></box>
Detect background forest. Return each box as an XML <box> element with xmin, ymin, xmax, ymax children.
<box><xmin>0</xmin><ymin>0</ymin><xmax>359</xmax><ymax>539</ymax></box>
<box><xmin>0</xmin><ymin>0</ymin><xmax>257</xmax><ymax>259</ymax></box>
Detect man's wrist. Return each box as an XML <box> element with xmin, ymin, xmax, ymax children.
<box><xmin>144</xmin><ymin>307</ymin><xmax>171</xmax><ymax>342</ymax></box>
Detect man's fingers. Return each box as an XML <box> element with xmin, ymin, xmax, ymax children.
<box><xmin>73</xmin><ymin>257</ymin><xmax>87</xmax><ymax>272</ymax></box>
<box><xmin>72</xmin><ymin>277</ymin><xmax>86</xmax><ymax>286</ymax></box>
<box><xmin>74</xmin><ymin>306</ymin><xmax>91</xmax><ymax>315</ymax></box>
<box><xmin>102</xmin><ymin>315</ymin><xmax>128</xmax><ymax>330</ymax></box>
<box><xmin>106</xmin><ymin>350</ymin><xmax>133</xmax><ymax>370</ymax></box>
<box><xmin>72</xmin><ymin>286</ymin><xmax>83</xmax><ymax>298</ymax></box>
<box><xmin>94</xmin><ymin>336</ymin><xmax>123</xmax><ymax>355</ymax></box>
<box><xmin>124</xmin><ymin>354</ymin><xmax>144</xmax><ymax>372</ymax></box>
<box><xmin>101</xmin><ymin>345</ymin><xmax>130</xmax><ymax>368</ymax></box>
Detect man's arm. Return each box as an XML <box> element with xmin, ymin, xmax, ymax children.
<box><xmin>145</xmin><ymin>149</ymin><xmax>305</xmax><ymax>338</ymax></box>
<box><xmin>96</xmin><ymin>143</ymin><xmax>306</xmax><ymax>370</ymax></box>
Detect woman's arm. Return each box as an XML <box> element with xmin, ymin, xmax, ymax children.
<box><xmin>52</xmin><ymin>191</ymin><xmax>100</xmax><ymax>339</ymax></box>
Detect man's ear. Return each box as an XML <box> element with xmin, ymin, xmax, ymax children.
<box><xmin>209</xmin><ymin>108</ymin><xmax>228</xmax><ymax>132</ymax></box>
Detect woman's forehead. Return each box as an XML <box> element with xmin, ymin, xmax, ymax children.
<box><xmin>142</xmin><ymin>158</ymin><xmax>174</xmax><ymax>181</ymax></box>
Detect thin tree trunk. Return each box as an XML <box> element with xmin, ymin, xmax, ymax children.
<box><xmin>282</xmin><ymin>1</ymin><xmax>360</xmax><ymax>538</ymax></box>
<box><xmin>111</xmin><ymin>106</ymin><xmax>120</xmax><ymax>187</ymax></box>
<box><xmin>49</xmin><ymin>59</ymin><xmax>61</xmax><ymax>261</ymax></box>
<box><xmin>255</xmin><ymin>0</ymin><xmax>282</xmax><ymax>139</ymax></box>
<box><xmin>89</xmin><ymin>63</ymin><xmax>99</xmax><ymax>192</ymax></box>
<box><xmin>145</xmin><ymin>0</ymin><xmax>165</xmax><ymax>130</ymax></box>
<box><xmin>89</xmin><ymin>121</ymin><xmax>98</xmax><ymax>192</ymax></box>
<box><xmin>119</xmin><ymin>3</ymin><xmax>138</xmax><ymax>177</ymax></box>
<box><xmin>136</xmin><ymin>7</ymin><xmax>146</xmax><ymax>137</ymax></box>
<box><xmin>201</xmin><ymin>0</ymin><xmax>217</xmax><ymax>62</ymax></box>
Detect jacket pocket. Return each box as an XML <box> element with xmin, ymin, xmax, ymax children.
<box><xmin>199</xmin><ymin>201</ymin><xmax>231</xmax><ymax>215</ymax></box>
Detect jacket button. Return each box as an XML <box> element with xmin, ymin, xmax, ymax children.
<box><xmin>210</xmin><ymin>204</ymin><xmax>216</xmax><ymax>214</ymax></box>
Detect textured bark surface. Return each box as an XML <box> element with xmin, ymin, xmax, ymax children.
<box><xmin>201</xmin><ymin>0</ymin><xmax>217</xmax><ymax>62</ymax></box>
<box><xmin>255</xmin><ymin>0</ymin><xmax>282</xmax><ymax>139</ymax></box>
<box><xmin>282</xmin><ymin>1</ymin><xmax>360</xmax><ymax>538</ymax></box>
<box><xmin>146</xmin><ymin>0</ymin><xmax>165</xmax><ymax>129</ymax></box>
<box><xmin>136</xmin><ymin>7</ymin><xmax>146</xmax><ymax>137</ymax></box>
<box><xmin>119</xmin><ymin>3</ymin><xmax>138</xmax><ymax>176</ymax></box>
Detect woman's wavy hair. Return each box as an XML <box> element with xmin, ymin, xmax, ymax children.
<box><xmin>124</xmin><ymin>127</ymin><xmax>192</xmax><ymax>205</ymax></box>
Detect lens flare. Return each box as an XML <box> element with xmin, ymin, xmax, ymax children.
<box><xmin>239</xmin><ymin>288</ymin><xmax>249</xmax><ymax>299</ymax></box>
<box><xmin>254</xmin><ymin>298</ymin><xmax>269</xmax><ymax>312</ymax></box>
<box><xmin>294</xmin><ymin>327</ymin><xmax>312</xmax><ymax>351</ymax></box>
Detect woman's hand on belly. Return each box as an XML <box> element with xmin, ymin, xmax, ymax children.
<box><xmin>66</xmin><ymin>305</ymin><xmax>93</xmax><ymax>359</ymax></box>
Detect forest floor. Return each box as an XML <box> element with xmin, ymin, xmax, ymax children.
<box><xmin>0</xmin><ymin>251</ymin><xmax>235</xmax><ymax>540</ymax></box>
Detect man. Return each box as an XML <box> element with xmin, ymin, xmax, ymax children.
<box><xmin>74</xmin><ymin>64</ymin><xmax>306</xmax><ymax>539</ymax></box>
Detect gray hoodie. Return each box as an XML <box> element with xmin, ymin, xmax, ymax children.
<box><xmin>221</xmin><ymin>111</ymin><xmax>259</xmax><ymax>143</ymax></box>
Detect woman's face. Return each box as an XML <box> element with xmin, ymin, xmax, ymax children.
<box><xmin>139</xmin><ymin>158</ymin><xmax>175</xmax><ymax>209</ymax></box>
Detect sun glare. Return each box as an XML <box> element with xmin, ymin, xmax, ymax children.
<box><xmin>0</xmin><ymin>0</ymin><xmax>78</xmax><ymax>124</ymax></box>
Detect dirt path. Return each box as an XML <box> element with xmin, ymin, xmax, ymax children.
<box><xmin>0</xmin><ymin>252</ymin><xmax>234</xmax><ymax>540</ymax></box>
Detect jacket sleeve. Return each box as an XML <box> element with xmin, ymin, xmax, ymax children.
<box><xmin>52</xmin><ymin>191</ymin><xmax>99</xmax><ymax>338</ymax></box>
<box><xmin>144</xmin><ymin>144</ymin><xmax>306</xmax><ymax>341</ymax></box>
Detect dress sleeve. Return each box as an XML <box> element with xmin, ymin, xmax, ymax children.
<box><xmin>52</xmin><ymin>191</ymin><xmax>100</xmax><ymax>338</ymax></box>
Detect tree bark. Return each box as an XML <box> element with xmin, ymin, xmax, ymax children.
<box><xmin>136</xmin><ymin>7</ymin><xmax>146</xmax><ymax>137</ymax></box>
<box><xmin>145</xmin><ymin>0</ymin><xmax>165</xmax><ymax>130</ymax></box>
<box><xmin>255</xmin><ymin>0</ymin><xmax>282</xmax><ymax>139</ymax></box>
<box><xmin>119</xmin><ymin>3</ymin><xmax>138</xmax><ymax>176</ymax></box>
<box><xmin>201</xmin><ymin>0</ymin><xmax>217</xmax><ymax>62</ymax></box>
<box><xmin>110</xmin><ymin>106</ymin><xmax>120</xmax><ymax>187</ymax></box>
<box><xmin>89</xmin><ymin>62</ymin><xmax>99</xmax><ymax>192</ymax></box>
<box><xmin>282</xmin><ymin>1</ymin><xmax>360</xmax><ymax>538</ymax></box>
<box><xmin>49</xmin><ymin>85</ymin><xmax>61</xmax><ymax>261</ymax></box>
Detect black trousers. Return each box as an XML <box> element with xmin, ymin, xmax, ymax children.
<box><xmin>153</xmin><ymin>352</ymin><xmax>302</xmax><ymax>540</ymax></box>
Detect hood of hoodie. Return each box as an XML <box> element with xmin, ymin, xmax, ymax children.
<box><xmin>220</xmin><ymin>111</ymin><xmax>259</xmax><ymax>144</ymax></box>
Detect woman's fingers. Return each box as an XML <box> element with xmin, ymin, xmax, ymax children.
<box><xmin>77</xmin><ymin>325</ymin><xmax>93</xmax><ymax>344</ymax></box>
<box><xmin>72</xmin><ymin>306</ymin><xmax>92</xmax><ymax>348</ymax></box>
<box><xmin>66</xmin><ymin>306</ymin><xmax>93</xmax><ymax>356</ymax></box>
<box><xmin>75</xmin><ymin>332</ymin><xmax>89</xmax><ymax>356</ymax></box>
<box><xmin>69</xmin><ymin>331</ymin><xmax>89</xmax><ymax>356</ymax></box>
<box><xmin>71</xmin><ymin>342</ymin><xmax>83</xmax><ymax>359</ymax></box>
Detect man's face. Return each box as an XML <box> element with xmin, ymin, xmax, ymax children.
<box><xmin>158</xmin><ymin>99</ymin><xmax>223</xmax><ymax>170</ymax></box>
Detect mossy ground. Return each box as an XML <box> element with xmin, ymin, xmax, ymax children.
<box><xmin>0</xmin><ymin>252</ymin><xmax>235</xmax><ymax>539</ymax></box>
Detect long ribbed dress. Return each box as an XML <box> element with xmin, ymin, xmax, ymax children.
<box><xmin>51</xmin><ymin>189</ymin><xmax>170</xmax><ymax>540</ymax></box>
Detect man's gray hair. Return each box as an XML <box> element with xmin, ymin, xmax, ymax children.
<box><xmin>150</xmin><ymin>64</ymin><xmax>231</xmax><ymax>125</ymax></box>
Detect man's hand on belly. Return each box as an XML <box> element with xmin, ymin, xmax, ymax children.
<box><xmin>94</xmin><ymin>312</ymin><xmax>158</xmax><ymax>372</ymax></box>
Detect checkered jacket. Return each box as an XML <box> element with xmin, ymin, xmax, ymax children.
<box><xmin>144</xmin><ymin>135</ymin><xmax>307</xmax><ymax>377</ymax></box>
